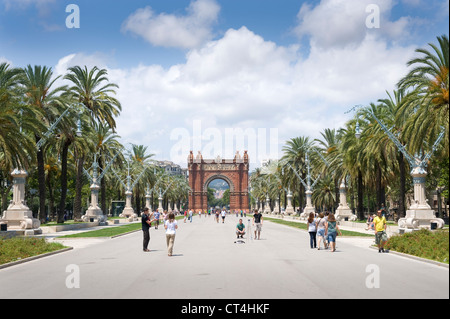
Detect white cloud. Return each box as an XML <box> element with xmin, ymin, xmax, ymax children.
<box><xmin>121</xmin><ymin>0</ymin><xmax>220</xmax><ymax>50</ymax></box>
<box><xmin>62</xmin><ymin>28</ymin><xmax>411</xmax><ymax>166</ymax></box>
<box><xmin>48</xmin><ymin>4</ymin><xmax>418</xmax><ymax>167</ymax></box>
<box><xmin>294</xmin><ymin>0</ymin><xmax>412</xmax><ymax>48</ymax></box>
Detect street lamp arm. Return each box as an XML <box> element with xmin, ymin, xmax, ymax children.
<box><xmin>36</xmin><ymin>106</ymin><xmax>73</xmax><ymax>150</ymax></box>
<box><xmin>370</xmin><ymin>111</ymin><xmax>416</xmax><ymax>167</ymax></box>
<box><xmin>161</xmin><ymin>179</ymin><xmax>175</xmax><ymax>197</ymax></box>
<box><xmin>308</xmin><ymin>147</ymin><xmax>330</xmax><ymax>167</ymax></box>
<box><xmin>281</xmin><ymin>160</ymin><xmax>308</xmax><ymax>189</ymax></box>
<box><xmin>97</xmin><ymin>150</ymin><xmax>123</xmax><ymax>182</ymax></box>
<box><xmin>420</xmin><ymin>127</ymin><xmax>446</xmax><ymax>168</ymax></box>
<box><xmin>110</xmin><ymin>167</ymin><xmax>127</xmax><ymax>189</ymax></box>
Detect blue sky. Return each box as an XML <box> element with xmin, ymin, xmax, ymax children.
<box><xmin>0</xmin><ymin>0</ymin><xmax>448</xmax><ymax>167</ymax></box>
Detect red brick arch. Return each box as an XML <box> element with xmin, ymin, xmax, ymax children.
<box><xmin>188</xmin><ymin>151</ymin><xmax>249</xmax><ymax>212</ymax></box>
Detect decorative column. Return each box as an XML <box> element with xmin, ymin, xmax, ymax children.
<box><xmin>1</xmin><ymin>169</ymin><xmax>41</xmax><ymax>235</ymax></box>
<box><xmin>263</xmin><ymin>194</ymin><xmax>271</xmax><ymax>214</ymax></box>
<box><xmin>398</xmin><ymin>166</ymin><xmax>445</xmax><ymax>231</ymax></box>
<box><xmin>120</xmin><ymin>190</ymin><xmax>136</xmax><ymax>219</ymax></box>
<box><xmin>272</xmin><ymin>198</ymin><xmax>280</xmax><ymax>215</ymax></box>
<box><xmin>285</xmin><ymin>189</ymin><xmax>294</xmax><ymax>215</ymax></box>
<box><xmin>300</xmin><ymin>188</ymin><xmax>315</xmax><ymax>219</ymax></box>
<box><xmin>335</xmin><ymin>180</ymin><xmax>356</xmax><ymax>221</ymax></box>
<box><xmin>82</xmin><ymin>182</ymin><xmax>107</xmax><ymax>223</ymax></box>
<box><xmin>158</xmin><ymin>192</ymin><xmax>164</xmax><ymax>213</ymax></box>
<box><xmin>145</xmin><ymin>189</ymin><xmax>152</xmax><ymax>211</ymax></box>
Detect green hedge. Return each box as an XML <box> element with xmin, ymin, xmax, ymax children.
<box><xmin>385</xmin><ymin>229</ymin><xmax>449</xmax><ymax>264</ymax></box>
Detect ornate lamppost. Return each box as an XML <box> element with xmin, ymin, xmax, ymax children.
<box><xmin>349</xmin><ymin>105</ymin><xmax>446</xmax><ymax>231</ymax></box>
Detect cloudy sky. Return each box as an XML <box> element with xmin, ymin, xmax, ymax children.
<box><xmin>0</xmin><ymin>0</ymin><xmax>448</xmax><ymax>168</ymax></box>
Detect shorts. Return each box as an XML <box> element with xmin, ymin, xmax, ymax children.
<box><xmin>317</xmin><ymin>228</ymin><xmax>326</xmax><ymax>237</ymax></box>
<box><xmin>255</xmin><ymin>223</ymin><xmax>262</xmax><ymax>232</ymax></box>
<box><xmin>375</xmin><ymin>231</ymin><xmax>388</xmax><ymax>245</ymax></box>
<box><xmin>327</xmin><ymin>232</ymin><xmax>337</xmax><ymax>243</ymax></box>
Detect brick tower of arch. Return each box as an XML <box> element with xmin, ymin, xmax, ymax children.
<box><xmin>188</xmin><ymin>151</ymin><xmax>249</xmax><ymax>212</ymax></box>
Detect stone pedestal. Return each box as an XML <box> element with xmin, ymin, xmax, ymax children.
<box><xmin>335</xmin><ymin>180</ymin><xmax>357</xmax><ymax>221</ymax></box>
<box><xmin>82</xmin><ymin>183</ymin><xmax>107</xmax><ymax>223</ymax></box>
<box><xmin>285</xmin><ymin>190</ymin><xmax>294</xmax><ymax>215</ymax></box>
<box><xmin>272</xmin><ymin>199</ymin><xmax>280</xmax><ymax>215</ymax></box>
<box><xmin>300</xmin><ymin>190</ymin><xmax>315</xmax><ymax>219</ymax></box>
<box><xmin>145</xmin><ymin>194</ymin><xmax>151</xmax><ymax>211</ymax></box>
<box><xmin>158</xmin><ymin>196</ymin><xmax>164</xmax><ymax>213</ymax></box>
<box><xmin>1</xmin><ymin>169</ymin><xmax>41</xmax><ymax>234</ymax></box>
<box><xmin>120</xmin><ymin>190</ymin><xmax>137</xmax><ymax>219</ymax></box>
<box><xmin>398</xmin><ymin>169</ymin><xmax>445</xmax><ymax>231</ymax></box>
<box><xmin>263</xmin><ymin>195</ymin><xmax>271</xmax><ymax>214</ymax></box>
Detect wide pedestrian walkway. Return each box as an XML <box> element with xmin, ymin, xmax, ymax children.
<box><xmin>0</xmin><ymin>213</ymin><xmax>447</xmax><ymax>299</ymax></box>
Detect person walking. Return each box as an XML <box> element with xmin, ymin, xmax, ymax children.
<box><xmin>164</xmin><ymin>212</ymin><xmax>178</xmax><ymax>256</ymax></box>
<box><xmin>325</xmin><ymin>213</ymin><xmax>342</xmax><ymax>252</ymax></box>
<box><xmin>307</xmin><ymin>212</ymin><xmax>317</xmax><ymax>249</ymax></box>
<box><xmin>252</xmin><ymin>209</ymin><xmax>263</xmax><ymax>240</ymax></box>
<box><xmin>142</xmin><ymin>208</ymin><xmax>157</xmax><ymax>252</ymax></box>
<box><xmin>373</xmin><ymin>209</ymin><xmax>388</xmax><ymax>253</ymax></box>
<box><xmin>189</xmin><ymin>209</ymin><xmax>193</xmax><ymax>223</ymax></box>
<box><xmin>316</xmin><ymin>212</ymin><xmax>328</xmax><ymax>250</ymax></box>
<box><xmin>154</xmin><ymin>209</ymin><xmax>161</xmax><ymax>230</ymax></box>
<box><xmin>221</xmin><ymin>208</ymin><xmax>226</xmax><ymax>223</ymax></box>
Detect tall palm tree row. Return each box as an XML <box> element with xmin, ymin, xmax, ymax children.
<box><xmin>251</xmin><ymin>35</ymin><xmax>448</xmax><ymax>220</ymax></box>
<box><xmin>1</xmin><ymin>34</ymin><xmax>448</xmax><ymax>222</ymax></box>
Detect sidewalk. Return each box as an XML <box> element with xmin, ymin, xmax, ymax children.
<box><xmin>35</xmin><ymin>220</ymin><xmax>141</xmax><ymax>249</ymax></box>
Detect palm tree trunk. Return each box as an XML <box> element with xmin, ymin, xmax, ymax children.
<box><xmin>357</xmin><ymin>169</ymin><xmax>364</xmax><ymax>220</ymax></box>
<box><xmin>398</xmin><ymin>153</ymin><xmax>406</xmax><ymax>219</ymax></box>
<box><xmin>74</xmin><ymin>155</ymin><xmax>85</xmax><ymax>221</ymax></box>
<box><xmin>46</xmin><ymin>170</ymin><xmax>55</xmax><ymax>222</ymax></box>
<box><xmin>99</xmin><ymin>155</ymin><xmax>107</xmax><ymax>215</ymax></box>
<box><xmin>376</xmin><ymin>162</ymin><xmax>383</xmax><ymax>210</ymax></box>
<box><xmin>36</xmin><ymin>136</ymin><xmax>47</xmax><ymax>223</ymax></box>
<box><xmin>58</xmin><ymin>139</ymin><xmax>71</xmax><ymax>223</ymax></box>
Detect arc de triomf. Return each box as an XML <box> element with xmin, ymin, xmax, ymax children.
<box><xmin>188</xmin><ymin>151</ymin><xmax>249</xmax><ymax>212</ymax></box>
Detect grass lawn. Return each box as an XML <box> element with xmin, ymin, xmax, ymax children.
<box><xmin>57</xmin><ymin>215</ymin><xmax>186</xmax><ymax>239</ymax></box>
<box><xmin>0</xmin><ymin>237</ymin><xmax>67</xmax><ymax>265</ymax></box>
<box><xmin>58</xmin><ymin>223</ymin><xmax>142</xmax><ymax>238</ymax></box>
<box><xmin>264</xmin><ymin>217</ymin><xmax>374</xmax><ymax>237</ymax></box>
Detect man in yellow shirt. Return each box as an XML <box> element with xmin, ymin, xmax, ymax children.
<box><xmin>373</xmin><ymin>209</ymin><xmax>387</xmax><ymax>253</ymax></box>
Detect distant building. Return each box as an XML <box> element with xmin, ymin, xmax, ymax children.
<box><xmin>157</xmin><ymin>160</ymin><xmax>188</xmax><ymax>178</ymax></box>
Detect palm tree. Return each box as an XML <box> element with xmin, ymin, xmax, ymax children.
<box><xmin>22</xmin><ymin>65</ymin><xmax>67</xmax><ymax>223</ymax></box>
<box><xmin>92</xmin><ymin>122</ymin><xmax>123</xmax><ymax>214</ymax></box>
<box><xmin>64</xmin><ymin>65</ymin><xmax>122</xmax><ymax>218</ymax></box>
<box><xmin>0</xmin><ymin>63</ymin><xmax>30</xmax><ymax>170</ymax></box>
<box><xmin>129</xmin><ymin>144</ymin><xmax>155</xmax><ymax>214</ymax></box>
<box><xmin>64</xmin><ymin>65</ymin><xmax>122</xmax><ymax>130</ymax></box>
<box><xmin>397</xmin><ymin>35</ymin><xmax>449</xmax><ymax>156</ymax></box>
<box><xmin>312</xmin><ymin>175</ymin><xmax>336</xmax><ymax>212</ymax></box>
<box><xmin>282</xmin><ymin>136</ymin><xmax>312</xmax><ymax>210</ymax></box>
<box><xmin>340</xmin><ymin>116</ymin><xmax>368</xmax><ymax>220</ymax></box>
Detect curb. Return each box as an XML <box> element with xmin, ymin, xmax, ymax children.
<box><xmin>369</xmin><ymin>246</ymin><xmax>449</xmax><ymax>268</ymax></box>
<box><xmin>0</xmin><ymin>247</ymin><xmax>73</xmax><ymax>270</ymax></box>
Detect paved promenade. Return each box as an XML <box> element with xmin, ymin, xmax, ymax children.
<box><xmin>0</xmin><ymin>214</ymin><xmax>448</xmax><ymax>299</ymax></box>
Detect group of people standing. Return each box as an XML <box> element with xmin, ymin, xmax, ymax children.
<box><xmin>307</xmin><ymin>208</ymin><xmax>388</xmax><ymax>253</ymax></box>
<box><xmin>142</xmin><ymin>208</ymin><xmax>178</xmax><ymax>256</ymax></box>
<box><xmin>306</xmin><ymin>212</ymin><xmax>342</xmax><ymax>252</ymax></box>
